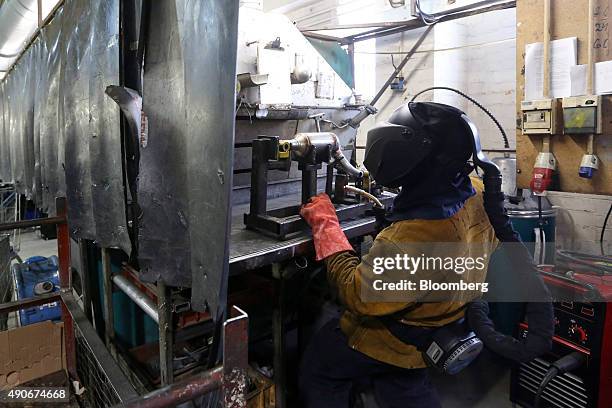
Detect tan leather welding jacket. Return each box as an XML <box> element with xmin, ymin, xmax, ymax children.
<box><xmin>324</xmin><ymin>178</ymin><xmax>498</xmax><ymax>369</ymax></box>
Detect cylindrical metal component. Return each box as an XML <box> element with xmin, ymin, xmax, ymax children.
<box><xmin>325</xmin><ymin>163</ymin><xmax>334</xmax><ymax>196</ymax></box>
<box><xmin>112</xmin><ymin>275</ymin><xmax>159</xmax><ymax>323</ymax></box>
<box><xmin>117</xmin><ymin>366</ymin><xmax>223</xmax><ymax>408</ymax></box>
<box><xmin>290</xmin><ymin>132</ymin><xmax>339</xmax><ymax>158</ymax></box>
<box><xmin>302</xmin><ymin>169</ymin><xmax>318</xmax><ymax>203</ymax></box>
<box><xmin>288</xmin><ymin>133</ymin><xmax>363</xmax><ymax>178</ymax></box>
<box><xmin>157</xmin><ymin>280</ymin><xmax>174</xmax><ymax>386</ymax></box>
<box><xmin>101</xmin><ymin>248</ymin><xmax>115</xmax><ymax>352</ymax></box>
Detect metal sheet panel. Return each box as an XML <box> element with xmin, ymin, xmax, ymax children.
<box><xmin>183</xmin><ymin>0</ymin><xmax>239</xmax><ymax>314</ymax></box>
<box><xmin>140</xmin><ymin>0</ymin><xmax>191</xmax><ymax>286</ymax></box>
<box><xmin>32</xmin><ymin>39</ymin><xmax>44</xmax><ymax>207</ymax></box>
<box><xmin>61</xmin><ymin>0</ymin><xmax>96</xmax><ymax>239</ymax></box>
<box><xmin>8</xmin><ymin>68</ymin><xmax>25</xmax><ymax>193</ymax></box>
<box><xmin>88</xmin><ymin>0</ymin><xmax>130</xmax><ymax>252</ymax></box>
<box><xmin>59</xmin><ymin>0</ymin><xmax>129</xmax><ymax>250</ymax></box>
<box><xmin>39</xmin><ymin>8</ymin><xmax>65</xmax><ymax>214</ymax></box>
<box><xmin>140</xmin><ymin>0</ymin><xmax>239</xmax><ymax>316</ymax></box>
<box><xmin>0</xmin><ymin>84</ymin><xmax>9</xmax><ymax>182</ymax></box>
<box><xmin>22</xmin><ymin>47</ymin><xmax>36</xmax><ymax>200</ymax></box>
<box><xmin>1</xmin><ymin>1</ymin><xmax>129</xmax><ymax>249</ymax></box>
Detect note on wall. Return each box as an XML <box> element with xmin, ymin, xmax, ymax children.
<box><xmin>570</xmin><ymin>60</ymin><xmax>612</xmax><ymax>95</ymax></box>
<box><xmin>525</xmin><ymin>37</ymin><xmax>578</xmax><ymax>100</ymax></box>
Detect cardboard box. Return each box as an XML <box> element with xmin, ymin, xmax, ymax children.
<box><xmin>0</xmin><ymin>321</ymin><xmax>66</xmax><ymax>390</ymax></box>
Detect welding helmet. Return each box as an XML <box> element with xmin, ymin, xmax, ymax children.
<box><xmin>364</xmin><ymin>102</ymin><xmax>474</xmax><ymax>188</ymax></box>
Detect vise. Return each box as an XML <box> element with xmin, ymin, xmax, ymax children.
<box><xmin>244</xmin><ymin>132</ymin><xmax>390</xmax><ymax>239</ymax></box>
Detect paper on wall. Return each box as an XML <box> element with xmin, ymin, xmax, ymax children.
<box><xmin>570</xmin><ymin>64</ymin><xmax>587</xmax><ymax>96</ymax></box>
<box><xmin>525</xmin><ymin>37</ymin><xmax>577</xmax><ymax>100</ymax></box>
<box><xmin>569</xmin><ymin>60</ymin><xmax>612</xmax><ymax>95</ymax></box>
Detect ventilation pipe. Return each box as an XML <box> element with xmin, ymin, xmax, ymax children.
<box><xmin>0</xmin><ymin>0</ymin><xmax>40</xmax><ymax>75</ymax></box>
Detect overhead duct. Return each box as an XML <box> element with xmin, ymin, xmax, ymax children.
<box><xmin>0</xmin><ymin>0</ymin><xmax>39</xmax><ymax>73</ymax></box>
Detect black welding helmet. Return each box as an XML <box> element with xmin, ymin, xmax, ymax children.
<box><xmin>364</xmin><ymin>102</ymin><xmax>474</xmax><ymax>188</ymax></box>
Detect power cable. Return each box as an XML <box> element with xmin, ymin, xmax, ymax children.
<box><xmin>411</xmin><ymin>86</ymin><xmax>510</xmax><ymax>149</ymax></box>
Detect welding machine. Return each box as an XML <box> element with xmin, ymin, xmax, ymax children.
<box><xmin>510</xmin><ymin>256</ymin><xmax>612</xmax><ymax>408</ymax></box>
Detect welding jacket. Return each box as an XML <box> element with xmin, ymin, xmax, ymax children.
<box><xmin>324</xmin><ymin>178</ymin><xmax>498</xmax><ymax>369</ymax></box>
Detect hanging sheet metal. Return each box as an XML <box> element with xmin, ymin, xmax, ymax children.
<box><xmin>32</xmin><ymin>39</ymin><xmax>44</xmax><ymax>207</ymax></box>
<box><xmin>0</xmin><ymin>83</ymin><xmax>9</xmax><ymax>182</ymax></box>
<box><xmin>39</xmin><ymin>8</ymin><xmax>65</xmax><ymax>214</ymax></box>
<box><xmin>8</xmin><ymin>66</ymin><xmax>25</xmax><ymax>194</ymax></box>
<box><xmin>184</xmin><ymin>1</ymin><xmax>239</xmax><ymax>315</ymax></box>
<box><xmin>0</xmin><ymin>1</ymin><xmax>129</xmax><ymax>251</ymax></box>
<box><xmin>61</xmin><ymin>0</ymin><xmax>96</xmax><ymax>240</ymax></box>
<box><xmin>88</xmin><ymin>0</ymin><xmax>130</xmax><ymax>251</ymax></box>
<box><xmin>59</xmin><ymin>0</ymin><xmax>130</xmax><ymax>251</ymax></box>
<box><xmin>141</xmin><ymin>0</ymin><xmax>239</xmax><ymax>316</ymax></box>
<box><xmin>139</xmin><ymin>0</ymin><xmax>191</xmax><ymax>287</ymax></box>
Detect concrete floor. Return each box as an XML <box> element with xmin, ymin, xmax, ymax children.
<box><xmin>13</xmin><ymin>229</ymin><xmax>58</xmax><ymax>259</ymax></box>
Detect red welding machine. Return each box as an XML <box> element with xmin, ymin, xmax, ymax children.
<box><xmin>510</xmin><ymin>259</ymin><xmax>612</xmax><ymax>408</ymax></box>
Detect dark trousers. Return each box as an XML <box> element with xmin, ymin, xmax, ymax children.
<box><xmin>299</xmin><ymin>319</ymin><xmax>442</xmax><ymax>408</ymax></box>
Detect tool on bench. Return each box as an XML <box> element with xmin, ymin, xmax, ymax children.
<box><xmin>244</xmin><ymin>132</ymin><xmax>390</xmax><ymax>239</ymax></box>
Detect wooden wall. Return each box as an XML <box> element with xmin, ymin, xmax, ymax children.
<box><xmin>516</xmin><ymin>0</ymin><xmax>612</xmax><ymax>194</ymax></box>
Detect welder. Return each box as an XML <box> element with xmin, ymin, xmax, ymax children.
<box><xmin>298</xmin><ymin>102</ymin><xmax>500</xmax><ymax>408</ymax></box>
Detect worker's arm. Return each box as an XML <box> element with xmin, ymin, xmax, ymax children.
<box><xmin>324</xmin><ymin>240</ymin><xmax>414</xmax><ymax>316</ymax></box>
<box><xmin>300</xmin><ymin>193</ymin><xmax>417</xmax><ymax>316</ymax></box>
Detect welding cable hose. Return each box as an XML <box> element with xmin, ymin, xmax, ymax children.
<box><xmin>334</xmin><ymin>152</ymin><xmax>364</xmax><ymax>179</ymax></box>
<box><xmin>451</xmin><ymin>106</ymin><xmax>555</xmax><ymax>363</ymax></box>
<box><xmin>343</xmin><ymin>185</ymin><xmax>383</xmax><ymax>208</ymax></box>
<box><xmin>532</xmin><ymin>352</ymin><xmax>586</xmax><ymax>408</ymax></box>
<box><xmin>467</xmin><ymin>170</ymin><xmax>555</xmax><ymax>363</ymax></box>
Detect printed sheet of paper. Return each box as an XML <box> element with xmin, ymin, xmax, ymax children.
<box><xmin>525</xmin><ymin>37</ymin><xmax>577</xmax><ymax>100</ymax></box>
<box><xmin>569</xmin><ymin>60</ymin><xmax>612</xmax><ymax>95</ymax></box>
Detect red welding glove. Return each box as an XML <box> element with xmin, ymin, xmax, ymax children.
<box><xmin>300</xmin><ymin>193</ymin><xmax>353</xmax><ymax>261</ymax></box>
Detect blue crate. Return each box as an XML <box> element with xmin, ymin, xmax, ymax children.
<box><xmin>12</xmin><ymin>255</ymin><xmax>62</xmax><ymax>326</ymax></box>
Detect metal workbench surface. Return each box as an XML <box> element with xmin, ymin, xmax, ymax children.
<box><xmin>229</xmin><ymin>193</ymin><xmax>392</xmax><ymax>274</ymax></box>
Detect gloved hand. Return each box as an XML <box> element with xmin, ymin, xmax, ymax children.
<box><xmin>300</xmin><ymin>193</ymin><xmax>353</xmax><ymax>261</ymax></box>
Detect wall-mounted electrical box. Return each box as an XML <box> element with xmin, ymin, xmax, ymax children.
<box><xmin>521</xmin><ymin>99</ymin><xmax>560</xmax><ymax>135</ymax></box>
<box><xmin>562</xmin><ymin>95</ymin><xmax>602</xmax><ymax>134</ymax></box>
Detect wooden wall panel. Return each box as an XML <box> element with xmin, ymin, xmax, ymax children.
<box><xmin>516</xmin><ymin>0</ymin><xmax>612</xmax><ymax>194</ymax></box>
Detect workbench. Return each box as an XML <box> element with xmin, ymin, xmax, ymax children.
<box><xmin>229</xmin><ymin>193</ymin><xmax>394</xmax><ymax>274</ymax></box>
<box><xmin>228</xmin><ymin>192</ymin><xmax>394</xmax><ymax>408</ymax></box>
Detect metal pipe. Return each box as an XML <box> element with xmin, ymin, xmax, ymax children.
<box><xmin>0</xmin><ymin>216</ymin><xmax>65</xmax><ymax>232</ymax></box>
<box><xmin>112</xmin><ymin>274</ymin><xmax>159</xmax><ymax>323</ymax></box>
<box><xmin>157</xmin><ymin>280</ymin><xmax>174</xmax><ymax>386</ymax></box>
<box><xmin>115</xmin><ymin>366</ymin><xmax>223</xmax><ymax>408</ymax></box>
<box><xmin>288</xmin><ymin>133</ymin><xmax>363</xmax><ymax>178</ymax></box>
<box><xmin>344</xmin><ymin>185</ymin><xmax>383</xmax><ymax>208</ymax></box>
<box><xmin>371</xmin><ymin>25</ymin><xmax>433</xmax><ymax>106</ymax></box>
<box><xmin>101</xmin><ymin>248</ymin><xmax>116</xmax><ymax>354</ymax></box>
<box><xmin>0</xmin><ymin>0</ymin><xmax>38</xmax><ymax>71</ymax></box>
<box><xmin>334</xmin><ymin>152</ymin><xmax>364</xmax><ymax>178</ymax></box>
